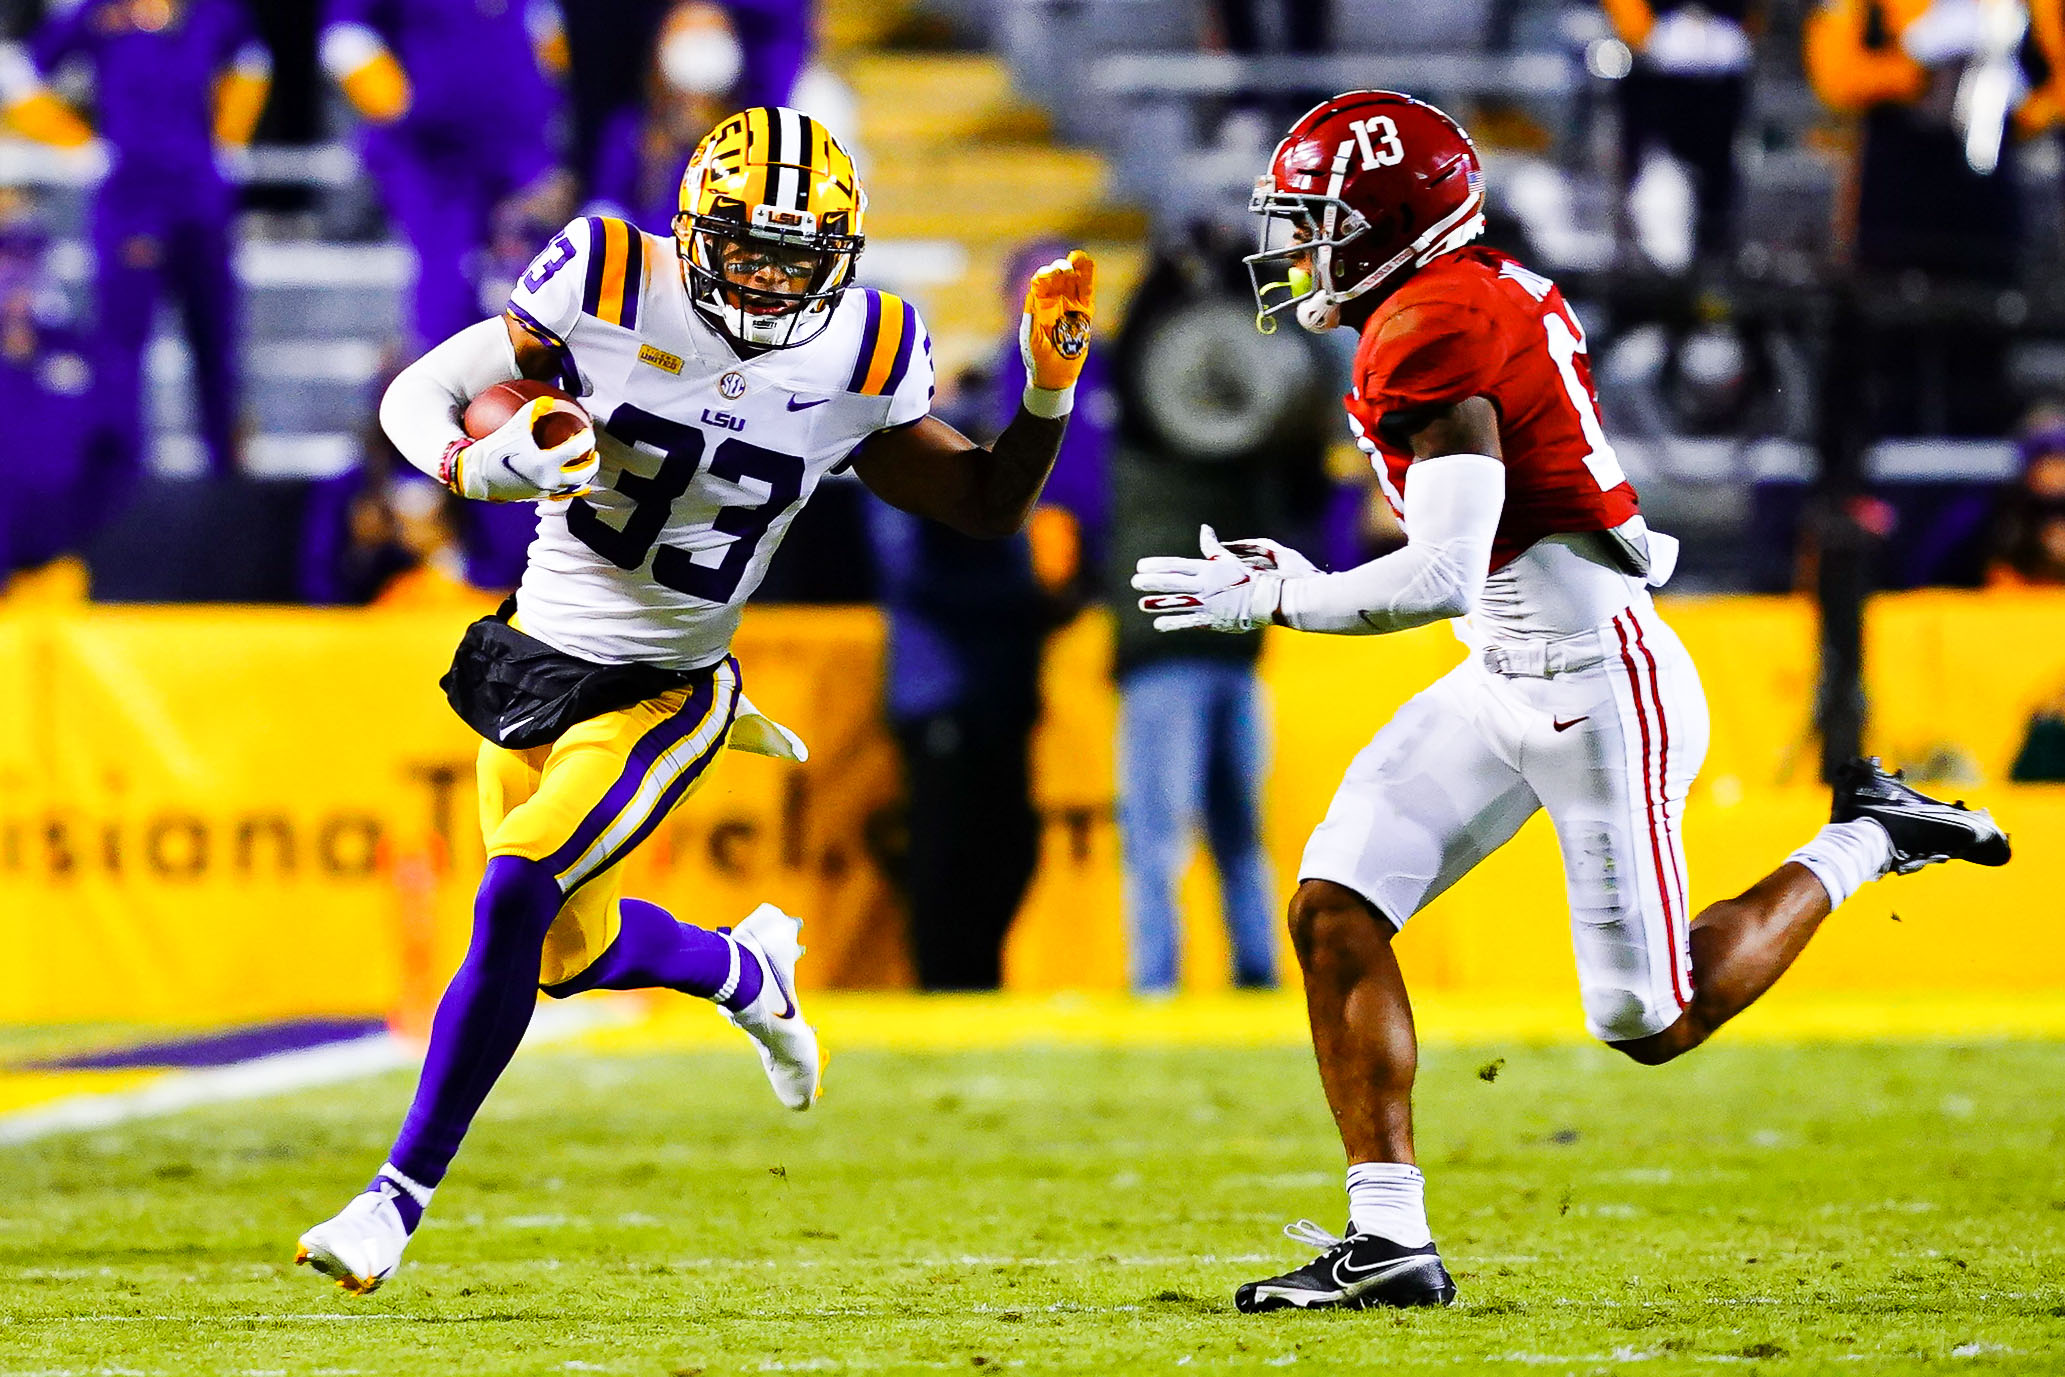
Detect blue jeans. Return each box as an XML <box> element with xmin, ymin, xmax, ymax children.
<box><xmin>1117</xmin><ymin>659</ymin><xmax>1279</xmax><ymax>993</ymax></box>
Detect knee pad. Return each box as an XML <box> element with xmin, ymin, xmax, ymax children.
<box><xmin>473</xmin><ymin>854</ymin><xmax>564</xmax><ymax>957</ymax></box>
<box><xmin>1583</xmin><ymin>982</ymin><xmax>1672</xmax><ymax>1045</ymax></box>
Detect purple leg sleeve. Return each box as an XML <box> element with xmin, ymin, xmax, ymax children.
<box><xmin>543</xmin><ymin>898</ymin><xmax>762</xmax><ymax>1011</ymax></box>
<box><xmin>387</xmin><ymin>855</ymin><xmax>563</xmax><ymax>1190</ymax></box>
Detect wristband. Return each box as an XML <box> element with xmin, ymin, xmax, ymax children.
<box><xmin>1022</xmin><ymin>382</ymin><xmax>1075</xmax><ymax>420</ymax></box>
<box><xmin>437</xmin><ymin>438</ymin><xmax>469</xmax><ymax>496</ymax></box>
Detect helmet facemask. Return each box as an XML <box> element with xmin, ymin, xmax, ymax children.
<box><xmin>1245</xmin><ymin>187</ymin><xmax>1368</xmax><ymax>335</ymax></box>
<box><xmin>679</xmin><ymin>200</ymin><xmax>860</xmax><ymax>350</ymax></box>
<box><xmin>1244</xmin><ymin>172</ymin><xmax>1486</xmax><ymax>335</ymax></box>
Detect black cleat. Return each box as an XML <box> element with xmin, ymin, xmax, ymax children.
<box><xmin>1234</xmin><ymin>1220</ymin><xmax>1457</xmax><ymax>1313</ymax></box>
<box><xmin>1830</xmin><ymin>757</ymin><xmax>2011</xmax><ymax>875</ymax></box>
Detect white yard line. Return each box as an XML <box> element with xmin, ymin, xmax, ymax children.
<box><xmin>0</xmin><ymin>1000</ymin><xmax>636</xmax><ymax>1148</ymax></box>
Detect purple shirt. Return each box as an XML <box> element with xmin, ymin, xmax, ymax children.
<box><xmin>715</xmin><ymin>0</ymin><xmax>812</xmax><ymax>112</ymax></box>
<box><xmin>588</xmin><ymin>104</ymin><xmax>685</xmax><ymax>235</ymax></box>
<box><xmin>327</xmin><ymin>0</ymin><xmax>558</xmax><ymax>145</ymax></box>
<box><xmin>1</xmin><ymin>323</ymin><xmax>133</xmax><ymax>572</ymax></box>
<box><xmin>32</xmin><ymin>0</ymin><xmax>256</xmax><ymax>181</ymax></box>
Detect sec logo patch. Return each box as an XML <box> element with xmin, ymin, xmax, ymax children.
<box><xmin>719</xmin><ymin>371</ymin><xmax>748</xmax><ymax>399</ymax></box>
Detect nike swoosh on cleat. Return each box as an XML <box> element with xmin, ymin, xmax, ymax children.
<box><xmin>1333</xmin><ymin>1255</ymin><xmax>1439</xmax><ymax>1289</ymax></box>
<box><xmin>786</xmin><ymin>396</ymin><xmax>830</xmax><ymax>411</ymax></box>
<box><xmin>765</xmin><ymin>958</ymin><xmax>797</xmax><ymax>1019</ymax></box>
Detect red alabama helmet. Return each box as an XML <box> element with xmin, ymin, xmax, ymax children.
<box><xmin>1246</xmin><ymin>91</ymin><xmax>1485</xmax><ymax>333</ymax></box>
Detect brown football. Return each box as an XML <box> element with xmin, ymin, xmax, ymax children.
<box><xmin>463</xmin><ymin>379</ymin><xmax>592</xmax><ymax>449</ymax></box>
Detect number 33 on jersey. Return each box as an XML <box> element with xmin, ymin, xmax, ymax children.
<box><xmin>504</xmin><ymin>214</ymin><xmax>934</xmax><ymax>670</ymax></box>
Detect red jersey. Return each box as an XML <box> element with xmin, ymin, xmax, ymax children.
<box><xmin>1344</xmin><ymin>247</ymin><xmax>1639</xmax><ymax>573</ymax></box>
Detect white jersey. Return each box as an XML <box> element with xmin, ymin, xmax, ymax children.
<box><xmin>504</xmin><ymin>214</ymin><xmax>935</xmax><ymax>670</ymax></box>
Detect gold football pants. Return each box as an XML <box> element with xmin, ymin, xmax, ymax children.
<box><xmin>477</xmin><ymin>656</ymin><xmax>739</xmax><ymax>987</ymax></box>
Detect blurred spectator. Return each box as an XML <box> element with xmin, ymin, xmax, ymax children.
<box><xmin>1210</xmin><ymin>0</ymin><xmax>1332</xmax><ymax>149</ymax></box>
<box><xmin>0</xmin><ymin>204</ymin><xmax>134</xmax><ymax>592</ymax></box>
<box><xmin>0</xmin><ymin>0</ymin><xmax>270</xmax><ymax>478</ymax></box>
<box><xmin>1808</xmin><ymin>0</ymin><xmax>2063</xmax><ymax>280</ymax></box>
<box><xmin>303</xmin><ymin>467</ymin><xmax>479</xmax><ymax>610</ymax></box>
<box><xmin>301</xmin><ymin>464</ymin><xmax>415</xmax><ymax>606</ymax></box>
<box><xmin>2010</xmin><ymin>687</ymin><xmax>2065</xmax><ymax>780</ymax></box>
<box><xmin>1603</xmin><ymin>0</ymin><xmax>1755</xmax><ymax>269</ymax></box>
<box><xmin>369</xmin><ymin>477</ymin><xmax>483</xmax><ymax>610</ymax></box>
<box><xmin>320</xmin><ymin>0</ymin><xmax>572</xmax><ymax>349</ymax></box>
<box><xmin>1981</xmin><ymin>410</ymin><xmax>2065</xmax><ymax>781</ymax></box>
<box><xmin>1215</xmin><ymin>0</ymin><xmax>1329</xmax><ymax>53</ymax></box>
<box><xmin>303</xmin><ymin>371</ymin><xmax>528</xmax><ymax>605</ymax></box>
<box><xmin>1989</xmin><ymin>418</ymin><xmax>2065</xmax><ymax>586</ymax></box>
<box><xmin>866</xmin><ymin>363</ymin><xmax>1051</xmax><ymax>992</ymax></box>
<box><xmin>697</xmin><ymin>0</ymin><xmax>812</xmax><ymax>113</ymax></box>
<box><xmin>1806</xmin><ymin>0</ymin><xmax>2065</xmax><ymax>435</ymax></box>
<box><xmin>565</xmin><ymin>0</ymin><xmax>811</xmax><ymax>201</ymax></box>
<box><xmin>590</xmin><ymin>1</ymin><xmax>749</xmax><ymax>232</ymax></box>
<box><xmin>1107</xmin><ymin>220</ymin><xmax>1336</xmax><ymax>994</ymax></box>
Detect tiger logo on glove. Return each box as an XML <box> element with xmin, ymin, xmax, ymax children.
<box><xmin>1050</xmin><ymin>311</ymin><xmax>1090</xmax><ymax>361</ymax></box>
<box><xmin>1019</xmin><ymin>250</ymin><xmax>1096</xmax><ymax>416</ymax></box>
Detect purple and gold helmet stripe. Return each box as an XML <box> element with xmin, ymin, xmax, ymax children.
<box><xmin>743</xmin><ymin>106</ymin><xmax>773</xmax><ymax>212</ymax></box>
<box><xmin>788</xmin><ymin>110</ymin><xmax>819</xmax><ymax>213</ymax></box>
<box><xmin>542</xmin><ymin>659</ymin><xmax>741</xmax><ymax>895</ymax></box>
<box><xmin>769</xmin><ymin>106</ymin><xmax>799</xmax><ymax>212</ymax></box>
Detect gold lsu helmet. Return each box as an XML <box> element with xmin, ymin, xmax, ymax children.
<box><xmin>677</xmin><ymin>106</ymin><xmax>866</xmax><ymax>350</ymax></box>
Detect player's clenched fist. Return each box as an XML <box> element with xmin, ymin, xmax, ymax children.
<box><xmin>1019</xmin><ymin>249</ymin><xmax>1096</xmax><ymax>418</ymax></box>
<box><xmin>439</xmin><ymin>397</ymin><xmax>599</xmax><ymax>502</ymax></box>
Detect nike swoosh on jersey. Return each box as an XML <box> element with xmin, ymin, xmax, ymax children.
<box><xmin>1553</xmin><ymin>716</ymin><xmax>1589</xmax><ymax>732</ymax></box>
<box><xmin>786</xmin><ymin>395</ymin><xmax>830</xmax><ymax>411</ymax></box>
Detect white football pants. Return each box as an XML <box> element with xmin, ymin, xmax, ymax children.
<box><xmin>1299</xmin><ymin>602</ymin><xmax>1710</xmax><ymax>1042</ymax></box>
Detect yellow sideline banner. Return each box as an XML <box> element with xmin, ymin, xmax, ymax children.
<box><xmin>0</xmin><ymin>591</ymin><xmax>2061</xmax><ymax>1025</ymax></box>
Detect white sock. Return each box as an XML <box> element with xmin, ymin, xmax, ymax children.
<box><xmin>1786</xmin><ymin>818</ymin><xmax>1894</xmax><ymax>909</ymax></box>
<box><xmin>375</xmin><ymin>1162</ymin><xmax>433</xmax><ymax>1206</ymax></box>
<box><xmin>1346</xmin><ymin>1161</ymin><xmax>1431</xmax><ymax>1247</ymax></box>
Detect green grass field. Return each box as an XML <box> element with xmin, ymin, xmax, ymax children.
<box><xmin>4</xmin><ymin>1038</ymin><xmax>2063</xmax><ymax>1375</ymax></box>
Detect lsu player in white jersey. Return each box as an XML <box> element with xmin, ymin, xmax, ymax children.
<box><xmin>296</xmin><ymin>105</ymin><xmax>1097</xmax><ymax>1295</ymax></box>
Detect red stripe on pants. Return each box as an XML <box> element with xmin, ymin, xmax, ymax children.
<box><xmin>1631</xmin><ymin>616</ymin><xmax>1693</xmax><ymax>988</ymax></box>
<box><xmin>1614</xmin><ymin>613</ymin><xmax>1690</xmax><ymax>1008</ymax></box>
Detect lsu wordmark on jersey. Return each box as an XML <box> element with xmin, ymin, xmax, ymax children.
<box><xmin>504</xmin><ymin>212</ymin><xmax>934</xmax><ymax>671</ymax></box>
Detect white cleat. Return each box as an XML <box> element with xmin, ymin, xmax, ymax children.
<box><xmin>296</xmin><ymin>1187</ymin><xmax>412</xmax><ymax>1295</ymax></box>
<box><xmin>722</xmin><ymin>903</ymin><xmax>823</xmax><ymax>1110</ymax></box>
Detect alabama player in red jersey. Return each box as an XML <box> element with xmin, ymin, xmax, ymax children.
<box><xmin>1132</xmin><ymin>91</ymin><xmax>2012</xmax><ymax>1313</ymax></box>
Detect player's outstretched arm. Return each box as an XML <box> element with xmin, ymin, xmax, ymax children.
<box><xmin>847</xmin><ymin>410</ymin><xmax>1065</xmax><ymax>540</ymax></box>
<box><xmin>379</xmin><ymin>316</ymin><xmax>597</xmax><ymax>502</ymax></box>
<box><xmin>849</xmin><ymin>251</ymin><xmax>1095</xmax><ymax>540</ymax></box>
<box><xmin>1134</xmin><ymin>396</ymin><xmax>1505</xmax><ymax>636</ymax></box>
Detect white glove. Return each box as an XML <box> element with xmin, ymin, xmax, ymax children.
<box><xmin>1207</xmin><ymin>524</ymin><xmax>1320</xmax><ymax>579</ymax></box>
<box><xmin>439</xmin><ymin>397</ymin><xmax>598</xmax><ymax>502</ymax></box>
<box><xmin>1133</xmin><ymin>524</ymin><xmax>1285</xmax><ymax>634</ymax></box>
